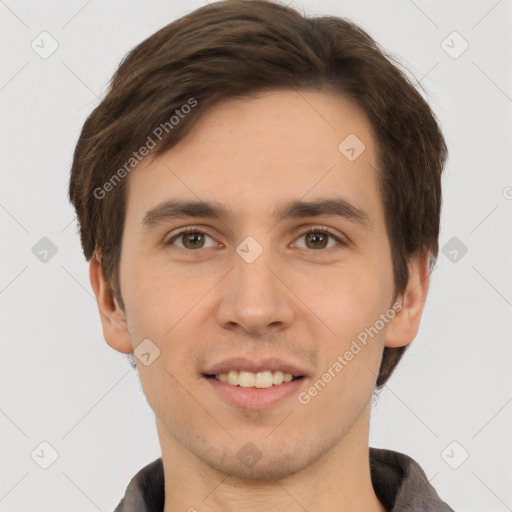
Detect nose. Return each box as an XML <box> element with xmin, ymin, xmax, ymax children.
<box><xmin>214</xmin><ymin>239</ymin><xmax>295</xmax><ymax>337</ymax></box>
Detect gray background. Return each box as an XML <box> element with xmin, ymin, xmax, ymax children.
<box><xmin>1</xmin><ymin>0</ymin><xmax>511</xmax><ymax>510</ymax></box>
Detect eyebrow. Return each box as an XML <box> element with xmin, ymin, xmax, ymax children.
<box><xmin>141</xmin><ymin>197</ymin><xmax>372</xmax><ymax>231</ymax></box>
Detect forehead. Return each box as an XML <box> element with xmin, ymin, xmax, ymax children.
<box><xmin>159</xmin><ymin>89</ymin><xmax>376</xmax><ymax>165</ymax></box>
<box><xmin>124</xmin><ymin>89</ymin><xmax>382</xmax><ymax>228</ymax></box>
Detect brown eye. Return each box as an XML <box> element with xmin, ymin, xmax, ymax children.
<box><xmin>304</xmin><ymin>231</ymin><xmax>329</xmax><ymax>249</ymax></box>
<box><xmin>166</xmin><ymin>229</ymin><xmax>216</xmax><ymax>250</ymax></box>
<box><xmin>295</xmin><ymin>228</ymin><xmax>347</xmax><ymax>251</ymax></box>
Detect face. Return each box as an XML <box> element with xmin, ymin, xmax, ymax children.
<box><xmin>107</xmin><ymin>89</ymin><xmax>401</xmax><ymax>479</ymax></box>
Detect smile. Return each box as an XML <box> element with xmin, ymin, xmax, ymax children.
<box><xmin>208</xmin><ymin>370</ymin><xmax>302</xmax><ymax>388</ymax></box>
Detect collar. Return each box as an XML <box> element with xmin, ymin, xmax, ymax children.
<box><xmin>114</xmin><ymin>447</ymin><xmax>454</xmax><ymax>512</ymax></box>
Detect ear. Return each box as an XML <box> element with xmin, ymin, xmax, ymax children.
<box><xmin>89</xmin><ymin>250</ymin><xmax>133</xmax><ymax>354</ymax></box>
<box><xmin>384</xmin><ymin>251</ymin><xmax>431</xmax><ymax>348</ymax></box>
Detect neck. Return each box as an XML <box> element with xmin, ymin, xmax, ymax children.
<box><xmin>159</xmin><ymin>404</ymin><xmax>387</xmax><ymax>512</ymax></box>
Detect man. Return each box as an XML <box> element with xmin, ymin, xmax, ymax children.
<box><xmin>68</xmin><ymin>0</ymin><xmax>454</xmax><ymax>510</ymax></box>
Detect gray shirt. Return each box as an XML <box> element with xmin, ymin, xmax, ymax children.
<box><xmin>114</xmin><ymin>447</ymin><xmax>455</xmax><ymax>511</ymax></box>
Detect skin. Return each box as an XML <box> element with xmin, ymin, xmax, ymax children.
<box><xmin>90</xmin><ymin>89</ymin><xmax>430</xmax><ymax>512</ymax></box>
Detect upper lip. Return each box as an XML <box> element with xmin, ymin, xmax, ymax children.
<box><xmin>203</xmin><ymin>357</ymin><xmax>311</xmax><ymax>377</ymax></box>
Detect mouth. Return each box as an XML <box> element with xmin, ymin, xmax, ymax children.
<box><xmin>203</xmin><ymin>370</ymin><xmax>304</xmax><ymax>388</ymax></box>
<box><xmin>201</xmin><ymin>357</ymin><xmax>310</xmax><ymax>409</ymax></box>
<box><xmin>202</xmin><ymin>371</ymin><xmax>307</xmax><ymax>409</ymax></box>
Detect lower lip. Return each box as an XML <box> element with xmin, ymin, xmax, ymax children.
<box><xmin>203</xmin><ymin>376</ymin><xmax>307</xmax><ymax>409</ymax></box>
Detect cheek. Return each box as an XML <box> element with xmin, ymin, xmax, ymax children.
<box><xmin>306</xmin><ymin>261</ymin><xmax>389</xmax><ymax>331</ymax></box>
<box><xmin>120</xmin><ymin>256</ymin><xmax>192</xmax><ymax>332</ymax></box>
<box><xmin>298</xmin><ymin>267</ymin><xmax>391</xmax><ymax>391</ymax></box>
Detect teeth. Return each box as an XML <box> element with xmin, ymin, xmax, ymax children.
<box><xmin>272</xmin><ymin>370</ymin><xmax>284</xmax><ymax>385</ymax></box>
<box><xmin>238</xmin><ymin>371</ymin><xmax>256</xmax><ymax>387</ymax></box>
<box><xmin>214</xmin><ymin>370</ymin><xmax>297</xmax><ymax>388</ymax></box>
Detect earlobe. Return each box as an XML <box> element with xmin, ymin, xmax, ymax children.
<box><xmin>384</xmin><ymin>252</ymin><xmax>431</xmax><ymax>349</ymax></box>
<box><xmin>89</xmin><ymin>251</ymin><xmax>133</xmax><ymax>354</ymax></box>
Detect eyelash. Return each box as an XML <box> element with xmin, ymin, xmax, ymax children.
<box><xmin>165</xmin><ymin>226</ymin><xmax>348</xmax><ymax>252</ymax></box>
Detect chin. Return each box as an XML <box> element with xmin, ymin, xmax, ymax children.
<box><xmin>214</xmin><ymin>457</ymin><xmax>306</xmax><ymax>482</ymax></box>
<box><xmin>199</xmin><ymin>442</ymin><xmax>321</xmax><ymax>482</ymax></box>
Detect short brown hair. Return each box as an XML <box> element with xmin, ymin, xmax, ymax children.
<box><xmin>68</xmin><ymin>0</ymin><xmax>447</xmax><ymax>388</ymax></box>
